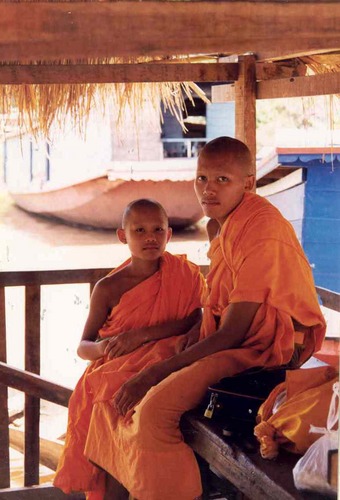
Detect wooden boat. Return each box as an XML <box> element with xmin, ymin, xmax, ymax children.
<box><xmin>8</xmin><ymin>159</ymin><xmax>204</xmax><ymax>230</ymax></box>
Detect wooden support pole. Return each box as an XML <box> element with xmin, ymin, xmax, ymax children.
<box><xmin>24</xmin><ymin>285</ymin><xmax>41</xmax><ymax>487</ymax></box>
<box><xmin>0</xmin><ymin>286</ymin><xmax>10</xmax><ymax>489</ymax></box>
<box><xmin>235</xmin><ymin>55</ymin><xmax>257</xmax><ymax>179</ymax></box>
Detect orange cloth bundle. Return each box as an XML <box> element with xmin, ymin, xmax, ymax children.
<box><xmin>53</xmin><ymin>252</ymin><xmax>205</xmax><ymax>498</ymax></box>
<box><xmin>254</xmin><ymin>365</ymin><xmax>339</xmax><ymax>459</ymax></box>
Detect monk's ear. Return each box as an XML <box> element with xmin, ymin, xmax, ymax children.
<box><xmin>166</xmin><ymin>227</ymin><xmax>172</xmax><ymax>243</ymax></box>
<box><xmin>117</xmin><ymin>228</ymin><xmax>127</xmax><ymax>244</ymax></box>
<box><xmin>244</xmin><ymin>174</ymin><xmax>255</xmax><ymax>192</ymax></box>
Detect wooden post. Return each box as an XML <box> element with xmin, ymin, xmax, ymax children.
<box><xmin>0</xmin><ymin>286</ymin><xmax>10</xmax><ymax>488</ymax></box>
<box><xmin>235</xmin><ymin>54</ymin><xmax>257</xmax><ymax>181</ymax></box>
<box><xmin>24</xmin><ymin>285</ymin><xmax>41</xmax><ymax>486</ymax></box>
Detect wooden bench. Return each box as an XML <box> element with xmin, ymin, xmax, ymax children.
<box><xmin>0</xmin><ymin>269</ymin><xmax>338</xmax><ymax>499</ymax></box>
<box><xmin>181</xmin><ymin>408</ymin><xmax>330</xmax><ymax>500</ymax></box>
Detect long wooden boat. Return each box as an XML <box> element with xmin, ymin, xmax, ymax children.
<box><xmin>9</xmin><ymin>160</ymin><xmax>204</xmax><ymax>229</ymax></box>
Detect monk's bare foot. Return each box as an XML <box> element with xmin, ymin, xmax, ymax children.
<box><xmin>104</xmin><ymin>473</ymin><xmax>129</xmax><ymax>500</ymax></box>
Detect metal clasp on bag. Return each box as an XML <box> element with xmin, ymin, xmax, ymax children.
<box><xmin>204</xmin><ymin>392</ymin><xmax>218</xmax><ymax>419</ymax></box>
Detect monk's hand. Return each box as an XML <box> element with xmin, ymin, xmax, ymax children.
<box><xmin>104</xmin><ymin>329</ymin><xmax>146</xmax><ymax>358</ymax></box>
<box><xmin>112</xmin><ymin>367</ymin><xmax>158</xmax><ymax>416</ymax></box>
<box><xmin>175</xmin><ymin>326</ymin><xmax>200</xmax><ymax>354</ymax></box>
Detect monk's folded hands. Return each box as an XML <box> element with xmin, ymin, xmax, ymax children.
<box><xmin>104</xmin><ymin>329</ymin><xmax>148</xmax><ymax>358</ymax></box>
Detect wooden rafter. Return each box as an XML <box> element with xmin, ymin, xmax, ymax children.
<box><xmin>0</xmin><ymin>63</ymin><xmax>238</xmax><ymax>85</ymax></box>
<box><xmin>257</xmin><ymin>72</ymin><xmax>340</xmax><ymax>99</ymax></box>
<box><xmin>0</xmin><ymin>2</ymin><xmax>339</xmax><ymax>62</ymax></box>
<box><xmin>212</xmin><ymin>70</ymin><xmax>340</xmax><ymax>101</ymax></box>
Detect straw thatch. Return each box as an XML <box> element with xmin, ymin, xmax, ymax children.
<box><xmin>0</xmin><ymin>56</ymin><xmax>210</xmax><ymax>137</ymax></box>
<box><xmin>0</xmin><ymin>2</ymin><xmax>339</xmax><ymax>137</ymax></box>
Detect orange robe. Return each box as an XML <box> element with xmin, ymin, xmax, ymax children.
<box><xmin>53</xmin><ymin>252</ymin><xmax>205</xmax><ymax>498</ymax></box>
<box><xmin>85</xmin><ymin>193</ymin><xmax>326</xmax><ymax>500</ymax></box>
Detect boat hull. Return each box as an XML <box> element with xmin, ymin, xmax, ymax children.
<box><xmin>10</xmin><ymin>176</ymin><xmax>204</xmax><ymax>229</ymax></box>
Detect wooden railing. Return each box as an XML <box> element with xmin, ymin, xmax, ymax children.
<box><xmin>0</xmin><ymin>268</ymin><xmax>111</xmax><ymax>495</ymax></box>
<box><xmin>0</xmin><ymin>268</ymin><xmax>338</xmax><ymax>497</ymax></box>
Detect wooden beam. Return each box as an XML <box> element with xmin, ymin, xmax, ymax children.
<box><xmin>0</xmin><ymin>362</ymin><xmax>72</xmax><ymax>407</ymax></box>
<box><xmin>255</xmin><ymin>61</ymin><xmax>307</xmax><ymax>81</ymax></box>
<box><xmin>235</xmin><ymin>55</ymin><xmax>257</xmax><ymax>177</ymax></box>
<box><xmin>0</xmin><ymin>2</ymin><xmax>339</xmax><ymax>61</ymax></box>
<box><xmin>212</xmin><ymin>71</ymin><xmax>340</xmax><ymax>102</ymax></box>
<box><xmin>0</xmin><ymin>63</ymin><xmax>238</xmax><ymax>85</ymax></box>
<box><xmin>0</xmin><ymin>268</ymin><xmax>110</xmax><ymax>287</ymax></box>
<box><xmin>0</xmin><ymin>485</ymin><xmax>84</xmax><ymax>499</ymax></box>
<box><xmin>257</xmin><ymin>71</ymin><xmax>340</xmax><ymax>99</ymax></box>
<box><xmin>10</xmin><ymin>427</ymin><xmax>64</xmax><ymax>472</ymax></box>
<box><xmin>0</xmin><ymin>267</ymin><xmax>210</xmax><ymax>288</ymax></box>
<box><xmin>0</xmin><ymin>287</ymin><xmax>10</xmax><ymax>489</ymax></box>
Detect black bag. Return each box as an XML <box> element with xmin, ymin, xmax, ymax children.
<box><xmin>203</xmin><ymin>367</ymin><xmax>286</xmax><ymax>424</ymax></box>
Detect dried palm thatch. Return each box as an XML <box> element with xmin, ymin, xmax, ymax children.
<box><xmin>0</xmin><ymin>57</ymin><xmax>209</xmax><ymax>137</ymax></box>
<box><xmin>0</xmin><ymin>26</ymin><xmax>339</xmax><ymax>138</ymax></box>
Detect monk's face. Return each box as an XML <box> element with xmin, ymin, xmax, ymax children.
<box><xmin>194</xmin><ymin>151</ymin><xmax>254</xmax><ymax>225</ymax></box>
<box><xmin>117</xmin><ymin>207</ymin><xmax>172</xmax><ymax>261</ymax></box>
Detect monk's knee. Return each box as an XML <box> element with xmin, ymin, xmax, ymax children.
<box><xmin>135</xmin><ymin>396</ymin><xmax>162</xmax><ymax>433</ymax></box>
<box><xmin>134</xmin><ymin>395</ymin><xmax>180</xmax><ymax>445</ymax></box>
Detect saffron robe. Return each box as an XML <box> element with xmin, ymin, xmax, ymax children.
<box><xmin>53</xmin><ymin>252</ymin><xmax>205</xmax><ymax>498</ymax></box>
<box><xmin>85</xmin><ymin>193</ymin><xmax>326</xmax><ymax>500</ymax></box>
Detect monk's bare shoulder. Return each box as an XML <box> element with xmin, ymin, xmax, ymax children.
<box><xmin>94</xmin><ymin>268</ymin><xmax>130</xmax><ymax>310</ymax></box>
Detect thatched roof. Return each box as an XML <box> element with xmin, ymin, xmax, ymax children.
<box><xmin>0</xmin><ymin>1</ymin><xmax>339</xmax><ymax>136</ymax></box>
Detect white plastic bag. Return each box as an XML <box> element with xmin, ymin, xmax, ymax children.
<box><xmin>293</xmin><ymin>381</ymin><xmax>339</xmax><ymax>495</ymax></box>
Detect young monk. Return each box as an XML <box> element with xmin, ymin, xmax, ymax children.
<box><xmin>53</xmin><ymin>198</ymin><xmax>205</xmax><ymax>499</ymax></box>
<box><xmin>83</xmin><ymin>137</ymin><xmax>326</xmax><ymax>500</ymax></box>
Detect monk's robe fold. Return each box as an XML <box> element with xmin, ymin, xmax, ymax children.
<box><xmin>53</xmin><ymin>252</ymin><xmax>205</xmax><ymax>498</ymax></box>
<box><xmin>85</xmin><ymin>193</ymin><xmax>326</xmax><ymax>500</ymax></box>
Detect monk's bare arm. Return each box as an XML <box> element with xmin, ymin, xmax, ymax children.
<box><xmin>154</xmin><ymin>301</ymin><xmax>260</xmax><ymax>376</ymax></box>
<box><xmin>113</xmin><ymin>301</ymin><xmax>260</xmax><ymax>415</ymax></box>
<box><xmin>105</xmin><ymin>308</ymin><xmax>202</xmax><ymax>359</ymax></box>
<box><xmin>77</xmin><ymin>281</ymin><xmax>111</xmax><ymax>361</ymax></box>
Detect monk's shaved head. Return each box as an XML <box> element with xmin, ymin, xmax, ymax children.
<box><xmin>199</xmin><ymin>136</ymin><xmax>252</xmax><ymax>175</ymax></box>
<box><xmin>122</xmin><ymin>198</ymin><xmax>168</xmax><ymax>228</ymax></box>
